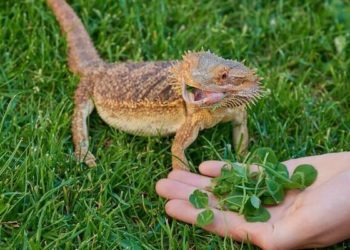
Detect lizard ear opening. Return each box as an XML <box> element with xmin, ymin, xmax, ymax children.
<box><xmin>221</xmin><ymin>72</ymin><xmax>228</xmax><ymax>79</ymax></box>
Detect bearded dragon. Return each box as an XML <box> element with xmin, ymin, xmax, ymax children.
<box><xmin>47</xmin><ymin>0</ymin><xmax>262</xmax><ymax>170</ymax></box>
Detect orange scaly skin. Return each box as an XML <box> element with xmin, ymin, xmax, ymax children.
<box><xmin>47</xmin><ymin>0</ymin><xmax>262</xmax><ymax>170</ymax></box>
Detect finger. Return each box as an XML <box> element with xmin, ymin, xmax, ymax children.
<box><xmin>167</xmin><ymin>170</ymin><xmax>212</xmax><ymax>189</ymax></box>
<box><xmin>165</xmin><ymin>199</ymin><xmax>243</xmax><ymax>238</ymax></box>
<box><xmin>165</xmin><ymin>199</ymin><xmax>272</xmax><ymax>244</ymax></box>
<box><xmin>199</xmin><ymin>161</ymin><xmax>260</xmax><ymax>177</ymax></box>
<box><xmin>156</xmin><ymin>178</ymin><xmax>219</xmax><ymax>207</ymax></box>
<box><xmin>198</xmin><ymin>161</ymin><xmax>227</xmax><ymax>177</ymax></box>
<box><xmin>282</xmin><ymin>152</ymin><xmax>350</xmax><ymax>188</ymax></box>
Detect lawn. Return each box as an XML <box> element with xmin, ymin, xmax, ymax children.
<box><xmin>0</xmin><ymin>0</ymin><xmax>349</xmax><ymax>249</ymax></box>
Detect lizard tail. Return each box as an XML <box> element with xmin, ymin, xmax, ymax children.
<box><xmin>47</xmin><ymin>0</ymin><xmax>104</xmax><ymax>75</ymax></box>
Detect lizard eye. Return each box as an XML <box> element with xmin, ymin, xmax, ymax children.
<box><xmin>221</xmin><ymin>72</ymin><xmax>228</xmax><ymax>80</ymax></box>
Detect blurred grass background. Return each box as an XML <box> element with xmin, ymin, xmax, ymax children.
<box><xmin>0</xmin><ymin>0</ymin><xmax>349</xmax><ymax>249</ymax></box>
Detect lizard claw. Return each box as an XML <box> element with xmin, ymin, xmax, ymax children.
<box><xmin>76</xmin><ymin>150</ymin><xmax>97</xmax><ymax>167</ymax></box>
<box><xmin>84</xmin><ymin>152</ymin><xmax>97</xmax><ymax>167</ymax></box>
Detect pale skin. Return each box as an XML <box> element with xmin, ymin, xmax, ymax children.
<box><xmin>156</xmin><ymin>152</ymin><xmax>350</xmax><ymax>250</ymax></box>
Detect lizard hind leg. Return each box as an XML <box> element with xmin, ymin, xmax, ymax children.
<box><xmin>72</xmin><ymin>83</ymin><xmax>96</xmax><ymax>167</ymax></box>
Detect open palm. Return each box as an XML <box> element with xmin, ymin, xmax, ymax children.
<box><xmin>156</xmin><ymin>152</ymin><xmax>350</xmax><ymax>249</ymax></box>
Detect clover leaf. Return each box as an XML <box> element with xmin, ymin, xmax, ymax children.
<box><xmin>250</xmin><ymin>147</ymin><xmax>278</xmax><ymax>165</ymax></box>
<box><xmin>189</xmin><ymin>189</ymin><xmax>209</xmax><ymax>209</ymax></box>
<box><xmin>197</xmin><ymin>209</ymin><xmax>214</xmax><ymax>227</ymax></box>
<box><xmin>290</xmin><ymin>164</ymin><xmax>318</xmax><ymax>189</ymax></box>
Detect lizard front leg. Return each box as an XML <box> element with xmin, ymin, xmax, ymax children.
<box><xmin>72</xmin><ymin>82</ymin><xmax>96</xmax><ymax>167</ymax></box>
<box><xmin>232</xmin><ymin>108</ymin><xmax>249</xmax><ymax>155</ymax></box>
<box><xmin>171</xmin><ymin>113</ymin><xmax>206</xmax><ymax>171</ymax></box>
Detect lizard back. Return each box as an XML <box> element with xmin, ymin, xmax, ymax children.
<box><xmin>93</xmin><ymin>61</ymin><xmax>181</xmax><ymax>104</ymax></box>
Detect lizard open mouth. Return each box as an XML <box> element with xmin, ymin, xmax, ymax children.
<box><xmin>182</xmin><ymin>82</ymin><xmax>227</xmax><ymax>106</ymax></box>
<box><xmin>181</xmin><ymin>81</ymin><xmax>262</xmax><ymax>107</ymax></box>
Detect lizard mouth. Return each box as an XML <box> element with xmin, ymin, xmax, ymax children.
<box><xmin>182</xmin><ymin>82</ymin><xmax>226</xmax><ymax>105</ymax></box>
<box><xmin>181</xmin><ymin>81</ymin><xmax>262</xmax><ymax>107</ymax></box>
<box><xmin>182</xmin><ymin>84</ymin><xmax>226</xmax><ymax>106</ymax></box>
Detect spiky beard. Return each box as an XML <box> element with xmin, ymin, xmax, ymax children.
<box><xmin>218</xmin><ymin>85</ymin><xmax>263</xmax><ymax>109</ymax></box>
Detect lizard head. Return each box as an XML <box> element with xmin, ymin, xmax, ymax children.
<box><xmin>171</xmin><ymin>51</ymin><xmax>262</xmax><ymax>108</ymax></box>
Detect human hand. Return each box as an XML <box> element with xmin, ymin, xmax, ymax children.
<box><xmin>156</xmin><ymin>152</ymin><xmax>350</xmax><ymax>250</ymax></box>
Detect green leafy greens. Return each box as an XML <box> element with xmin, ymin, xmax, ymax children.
<box><xmin>189</xmin><ymin>189</ymin><xmax>209</xmax><ymax>209</ymax></box>
<box><xmin>188</xmin><ymin>190</ymin><xmax>214</xmax><ymax>226</ymax></box>
<box><xmin>189</xmin><ymin>147</ymin><xmax>318</xmax><ymax>226</ymax></box>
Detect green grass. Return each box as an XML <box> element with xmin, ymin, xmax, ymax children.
<box><xmin>1</xmin><ymin>0</ymin><xmax>349</xmax><ymax>249</ymax></box>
